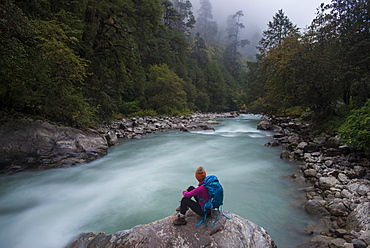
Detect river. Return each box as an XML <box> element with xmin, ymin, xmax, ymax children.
<box><xmin>0</xmin><ymin>114</ymin><xmax>317</xmax><ymax>247</ymax></box>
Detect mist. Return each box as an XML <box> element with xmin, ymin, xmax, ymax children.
<box><xmin>191</xmin><ymin>0</ymin><xmax>330</xmax><ymax>29</ymax></box>
<box><xmin>189</xmin><ymin>0</ymin><xmax>331</xmax><ymax>58</ymax></box>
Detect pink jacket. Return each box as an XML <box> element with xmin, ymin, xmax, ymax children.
<box><xmin>182</xmin><ymin>180</ymin><xmax>209</xmax><ymax>210</ymax></box>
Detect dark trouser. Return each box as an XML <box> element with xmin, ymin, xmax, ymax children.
<box><xmin>180</xmin><ymin>186</ymin><xmax>211</xmax><ymax>217</ymax></box>
<box><xmin>180</xmin><ymin>197</ymin><xmax>205</xmax><ymax>216</ymax></box>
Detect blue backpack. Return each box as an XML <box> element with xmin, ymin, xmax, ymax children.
<box><xmin>197</xmin><ymin>175</ymin><xmax>230</xmax><ymax>227</ymax></box>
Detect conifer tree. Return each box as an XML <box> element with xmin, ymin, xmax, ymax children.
<box><xmin>223</xmin><ymin>11</ymin><xmax>249</xmax><ymax>78</ymax></box>
<box><xmin>170</xmin><ymin>0</ymin><xmax>195</xmax><ymax>35</ymax></box>
<box><xmin>258</xmin><ymin>9</ymin><xmax>299</xmax><ymax>56</ymax></box>
<box><xmin>196</xmin><ymin>0</ymin><xmax>218</xmax><ymax>43</ymax></box>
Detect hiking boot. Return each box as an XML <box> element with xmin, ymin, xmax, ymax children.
<box><xmin>173</xmin><ymin>215</ymin><xmax>187</xmax><ymax>225</ymax></box>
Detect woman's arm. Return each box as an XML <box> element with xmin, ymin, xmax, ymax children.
<box><xmin>183</xmin><ymin>186</ymin><xmax>204</xmax><ymax>198</ymax></box>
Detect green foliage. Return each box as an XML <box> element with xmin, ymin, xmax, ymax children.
<box><xmin>119</xmin><ymin>101</ymin><xmax>142</xmax><ymax>116</ymax></box>
<box><xmin>146</xmin><ymin>64</ymin><xmax>188</xmax><ymax>115</ymax></box>
<box><xmin>338</xmin><ymin>100</ymin><xmax>370</xmax><ymax>150</ymax></box>
<box><xmin>195</xmin><ymin>91</ymin><xmax>210</xmax><ymax>112</ymax></box>
<box><xmin>130</xmin><ymin>109</ymin><xmax>158</xmax><ymax>117</ymax></box>
<box><xmin>248</xmin><ymin>98</ymin><xmax>278</xmax><ymax>115</ymax></box>
<box><xmin>283</xmin><ymin>106</ymin><xmax>308</xmax><ymax>116</ymax></box>
<box><xmin>260</xmin><ymin>35</ymin><xmax>300</xmax><ymax>113</ymax></box>
<box><xmin>258</xmin><ymin>9</ymin><xmax>299</xmax><ymax>54</ymax></box>
<box><xmin>1</xmin><ymin>0</ymin><xmax>254</xmax><ymax>126</ymax></box>
<box><xmin>246</xmin><ymin>1</ymin><xmax>369</xmax><ymax>121</ymax></box>
<box><xmin>0</xmin><ymin>1</ymin><xmax>93</xmax><ymax>126</ymax></box>
<box><xmin>204</xmin><ymin>61</ymin><xmax>228</xmax><ymax>111</ymax></box>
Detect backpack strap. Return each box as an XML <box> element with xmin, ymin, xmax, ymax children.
<box><xmin>197</xmin><ymin>206</ymin><xmax>231</xmax><ymax>227</ymax></box>
<box><xmin>209</xmin><ymin>207</ymin><xmax>231</xmax><ymax>227</ymax></box>
<box><xmin>197</xmin><ymin>196</ymin><xmax>211</xmax><ymax>226</ymax></box>
<box><xmin>220</xmin><ymin>206</ymin><xmax>231</xmax><ymax>220</ymax></box>
<box><xmin>197</xmin><ymin>214</ymin><xmax>208</xmax><ymax>226</ymax></box>
<box><xmin>210</xmin><ymin>211</ymin><xmax>219</xmax><ymax>227</ymax></box>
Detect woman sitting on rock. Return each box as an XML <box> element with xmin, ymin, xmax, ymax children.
<box><xmin>174</xmin><ymin>166</ymin><xmax>210</xmax><ymax>225</ymax></box>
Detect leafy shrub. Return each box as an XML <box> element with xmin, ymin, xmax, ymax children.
<box><xmin>120</xmin><ymin>101</ymin><xmax>142</xmax><ymax>115</ymax></box>
<box><xmin>338</xmin><ymin>100</ymin><xmax>370</xmax><ymax>150</ymax></box>
<box><xmin>131</xmin><ymin>109</ymin><xmax>158</xmax><ymax>117</ymax></box>
<box><xmin>146</xmin><ymin>64</ymin><xmax>188</xmax><ymax>115</ymax></box>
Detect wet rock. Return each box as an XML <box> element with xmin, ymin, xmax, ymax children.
<box><xmin>310</xmin><ymin>235</ymin><xmax>334</xmax><ymax>246</ymax></box>
<box><xmin>273</xmin><ymin>132</ymin><xmax>284</xmax><ymax>139</ymax></box>
<box><xmin>346</xmin><ymin>202</ymin><xmax>370</xmax><ymax>232</ymax></box>
<box><xmin>339</xmin><ymin>145</ymin><xmax>351</xmax><ymax>155</ymax></box>
<box><xmin>306</xmin><ymin>142</ymin><xmax>319</xmax><ymax>153</ymax></box>
<box><xmin>327</xmin><ymin>201</ymin><xmax>348</xmax><ymax>217</ymax></box>
<box><xmin>338</xmin><ymin>173</ymin><xmax>350</xmax><ymax>184</ymax></box>
<box><xmin>359</xmin><ymin>231</ymin><xmax>370</xmax><ymax>245</ymax></box>
<box><xmin>304</xmin><ymin>169</ymin><xmax>318</xmax><ymax>178</ymax></box>
<box><xmin>257</xmin><ymin>120</ymin><xmax>272</xmax><ymax>130</ymax></box>
<box><xmin>204</xmin><ymin>120</ymin><xmax>220</xmax><ymax>125</ymax></box>
<box><xmin>297</xmin><ymin>141</ymin><xmax>308</xmax><ymax>149</ymax></box>
<box><xmin>353</xmin><ymin>166</ymin><xmax>366</xmax><ymax>178</ymax></box>
<box><xmin>313</xmin><ymin>136</ymin><xmax>327</xmax><ymax>146</ymax></box>
<box><xmin>265</xmin><ymin>141</ymin><xmax>280</xmax><ymax>147</ymax></box>
<box><xmin>335</xmin><ymin>229</ymin><xmax>348</xmax><ymax>237</ymax></box>
<box><xmin>305</xmin><ymin>200</ymin><xmax>330</xmax><ymax>217</ymax></box>
<box><xmin>319</xmin><ymin>176</ymin><xmax>341</xmax><ymax>190</ymax></box>
<box><xmin>324</xmin><ymin>137</ymin><xmax>341</xmax><ymax>148</ymax></box>
<box><xmin>261</xmin><ymin>113</ymin><xmax>370</xmax><ymax>247</ymax></box>
<box><xmin>0</xmin><ymin>112</ymin><xmax>108</xmax><ymax>174</ymax></box>
<box><xmin>330</xmin><ymin>238</ymin><xmax>347</xmax><ymax>247</ymax></box>
<box><xmin>185</xmin><ymin>121</ymin><xmax>215</xmax><ymax>131</ymax></box>
<box><xmin>325</xmin><ymin>148</ymin><xmax>343</xmax><ymax>157</ymax></box>
<box><xmin>352</xmin><ymin>239</ymin><xmax>367</xmax><ymax>248</ymax></box>
<box><xmin>66</xmin><ymin>211</ymin><xmax>276</xmax><ymax>248</ymax></box>
<box><xmin>105</xmin><ymin>130</ymin><xmax>118</xmax><ymax>146</ymax></box>
<box><xmin>280</xmin><ymin>150</ymin><xmax>294</xmax><ymax>160</ymax></box>
<box><xmin>290</xmin><ymin>173</ymin><xmax>307</xmax><ymax>183</ymax></box>
<box><xmin>296</xmin><ymin>241</ymin><xmax>328</xmax><ymax>248</ymax></box>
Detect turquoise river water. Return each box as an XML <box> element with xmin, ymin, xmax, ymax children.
<box><xmin>0</xmin><ymin>114</ymin><xmax>319</xmax><ymax>248</ymax></box>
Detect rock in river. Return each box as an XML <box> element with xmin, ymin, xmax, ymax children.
<box><xmin>67</xmin><ymin>210</ymin><xmax>276</xmax><ymax>248</ymax></box>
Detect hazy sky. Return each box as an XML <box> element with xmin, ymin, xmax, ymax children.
<box><xmin>191</xmin><ymin>0</ymin><xmax>331</xmax><ymax>30</ymax></box>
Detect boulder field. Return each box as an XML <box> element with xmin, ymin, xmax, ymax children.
<box><xmin>259</xmin><ymin>114</ymin><xmax>370</xmax><ymax>248</ymax></box>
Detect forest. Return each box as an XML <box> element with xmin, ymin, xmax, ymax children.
<box><xmin>0</xmin><ymin>0</ymin><xmax>369</xmax><ymax>150</ymax></box>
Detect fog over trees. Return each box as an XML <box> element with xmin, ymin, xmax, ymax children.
<box><xmin>1</xmin><ymin>0</ymin><xmax>369</xmax><ymax>149</ymax></box>
<box><xmin>190</xmin><ymin>0</ymin><xmax>332</xmax><ymax>58</ymax></box>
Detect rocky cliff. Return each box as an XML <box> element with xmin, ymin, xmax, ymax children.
<box><xmin>67</xmin><ymin>210</ymin><xmax>276</xmax><ymax>248</ymax></box>
<box><xmin>0</xmin><ymin>112</ymin><xmax>108</xmax><ymax>174</ymax></box>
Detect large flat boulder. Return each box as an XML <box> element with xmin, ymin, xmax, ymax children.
<box><xmin>0</xmin><ymin>112</ymin><xmax>108</xmax><ymax>174</ymax></box>
<box><xmin>67</xmin><ymin>211</ymin><xmax>276</xmax><ymax>248</ymax></box>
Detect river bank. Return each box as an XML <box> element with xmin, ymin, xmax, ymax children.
<box><xmin>2</xmin><ymin>113</ymin><xmax>295</xmax><ymax>248</ymax></box>
<box><xmin>95</xmin><ymin>112</ymin><xmax>239</xmax><ymax>145</ymax></box>
<box><xmin>2</xmin><ymin>110</ymin><xmax>368</xmax><ymax>246</ymax></box>
<box><xmin>0</xmin><ymin>111</ymin><xmax>238</xmax><ymax>174</ymax></box>
<box><xmin>258</xmin><ymin>115</ymin><xmax>370</xmax><ymax>248</ymax></box>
